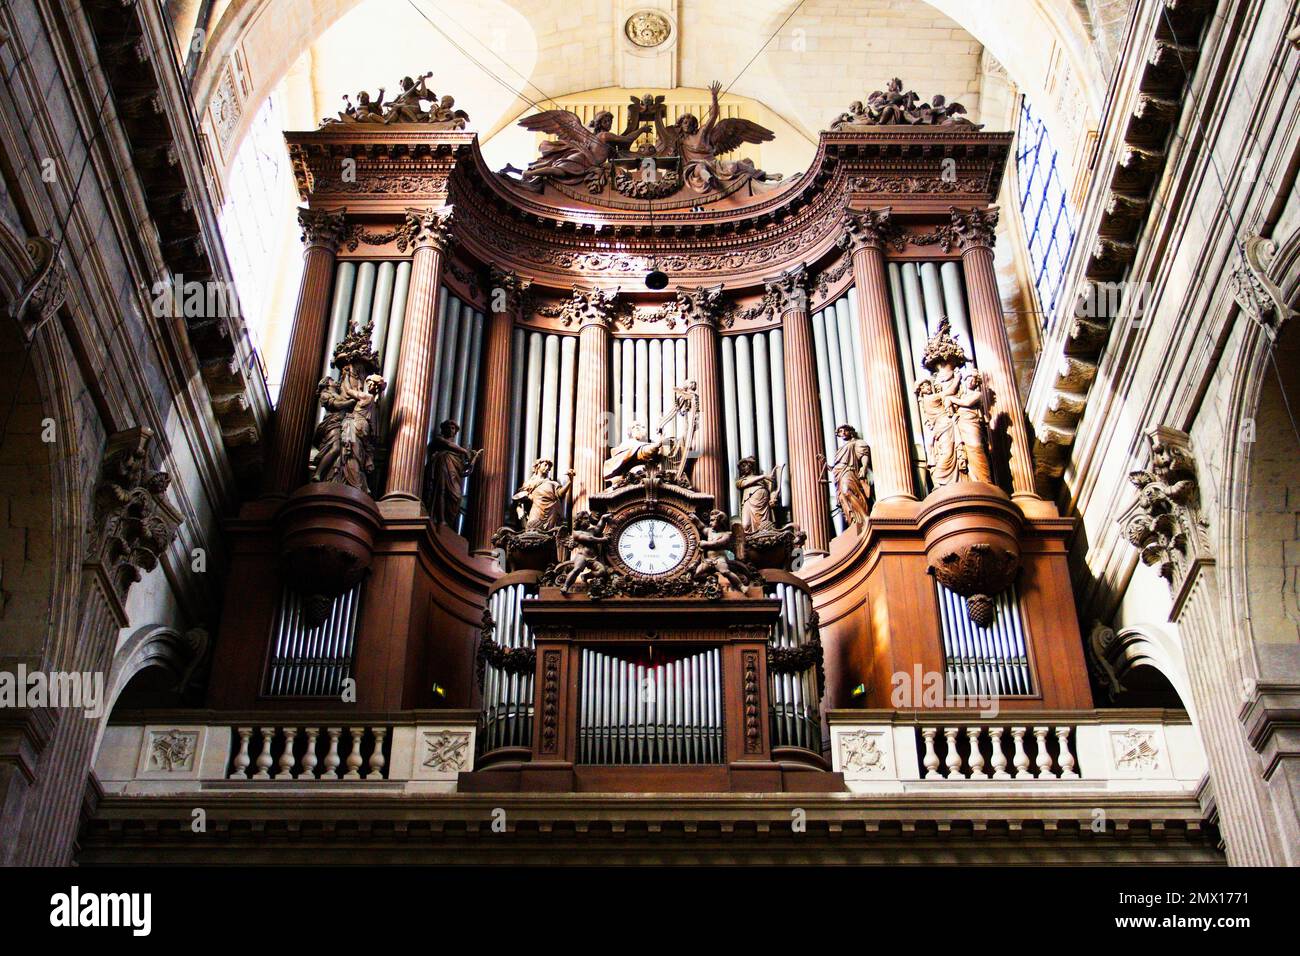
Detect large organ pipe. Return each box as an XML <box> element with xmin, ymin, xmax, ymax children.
<box><xmin>936</xmin><ymin>581</ymin><xmax>1032</xmax><ymax>697</ymax></box>
<box><xmin>721</xmin><ymin>328</ymin><xmax>792</xmax><ymax>518</ymax></box>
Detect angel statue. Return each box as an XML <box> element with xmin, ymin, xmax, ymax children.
<box><xmin>512</xmin><ymin>109</ymin><xmax>651</xmax><ymax>192</ymax></box>
<box><xmin>690</xmin><ymin>510</ymin><xmax>750</xmax><ymax>593</ymax></box>
<box><xmin>384</xmin><ymin>73</ymin><xmax>435</xmax><ymax>123</ymax></box>
<box><xmin>321</xmin><ymin>88</ymin><xmax>386</xmax><ymax>126</ymax></box>
<box><xmin>654</xmin><ymin>81</ymin><xmax>781</xmax><ymax>193</ymax></box>
<box><xmin>558</xmin><ymin>511</ymin><xmax>612</xmax><ymax>593</ymax></box>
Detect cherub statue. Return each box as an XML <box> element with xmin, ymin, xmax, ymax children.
<box><xmin>513</xmin><ymin>109</ymin><xmax>651</xmax><ymax>191</ymax></box>
<box><xmin>384</xmin><ymin>73</ymin><xmax>434</xmax><ymax>123</ymax></box>
<box><xmin>426</xmin><ymin>419</ymin><xmax>482</xmax><ymax>527</ymax></box>
<box><xmin>559</xmin><ymin>511</ymin><xmax>612</xmax><ymax>593</ymax></box>
<box><xmin>512</xmin><ymin>458</ymin><xmax>574</xmax><ymax>532</ymax></box>
<box><xmin>322</xmin><ymin>88</ymin><xmax>386</xmax><ymax>126</ymax></box>
<box><xmin>690</xmin><ymin>509</ymin><xmax>749</xmax><ymax>592</ymax></box>
<box><xmin>653</xmin><ymin>81</ymin><xmax>780</xmax><ymax>193</ymax></box>
<box><xmin>735</xmin><ymin>455</ymin><xmax>784</xmax><ymax>534</ymax></box>
<box><xmin>429</xmin><ymin>93</ymin><xmax>470</xmax><ymax>129</ymax></box>
<box><xmin>824</xmin><ymin>424</ymin><xmax>872</xmax><ymax>527</ymax></box>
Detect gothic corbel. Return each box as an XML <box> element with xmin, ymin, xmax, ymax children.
<box><xmin>1229</xmin><ymin>234</ymin><xmax>1297</xmax><ymax>332</ymax></box>
<box><xmin>403</xmin><ymin>205</ymin><xmax>454</xmax><ymax>251</ymax></box>
<box><xmin>947</xmin><ymin>206</ymin><xmax>999</xmax><ymax>252</ymax></box>
<box><xmin>7</xmin><ymin>236</ymin><xmax>67</xmax><ymax>338</ymax></box>
<box><xmin>1120</xmin><ymin>425</ymin><xmax>1211</xmax><ymax>592</ymax></box>
<box><xmin>764</xmin><ymin>264</ymin><xmax>809</xmax><ymax>314</ymax></box>
<box><xmin>839</xmin><ymin>207</ymin><xmax>901</xmax><ymax>254</ymax></box>
<box><xmin>90</xmin><ymin>427</ymin><xmax>182</xmax><ymax>607</ymax></box>
<box><xmin>297</xmin><ymin>207</ymin><xmax>349</xmax><ymax>250</ymax></box>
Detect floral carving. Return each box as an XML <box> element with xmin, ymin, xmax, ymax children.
<box><xmin>743</xmin><ymin>650</ymin><xmax>762</xmax><ymax>753</ymax></box>
<box><xmin>839</xmin><ymin>207</ymin><xmax>903</xmax><ymax>254</ymax></box>
<box><xmin>947</xmin><ymin>206</ymin><xmax>999</xmax><ymax>251</ymax></box>
<box><xmin>540</xmin><ymin>651</ymin><xmax>561</xmax><ymax>754</ymax></box>
<box><xmin>929</xmin><ymin>542</ymin><xmax>1019</xmax><ymax>628</ymax></box>
<box><xmin>297</xmin><ymin>207</ymin><xmax>349</xmax><ymax>249</ymax></box>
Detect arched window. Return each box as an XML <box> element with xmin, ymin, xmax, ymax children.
<box><xmin>1015</xmin><ymin>97</ymin><xmax>1076</xmax><ymax>328</ymax></box>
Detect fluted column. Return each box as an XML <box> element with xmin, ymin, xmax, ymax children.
<box><xmin>264</xmin><ymin>207</ymin><xmax>348</xmax><ymax>495</ymax></box>
<box><xmin>568</xmin><ymin>287</ymin><xmax>619</xmax><ymax>510</ymax></box>
<box><xmin>471</xmin><ymin>267</ymin><xmax>530</xmax><ymax>551</ymax></box>
<box><xmin>769</xmin><ymin>266</ymin><xmax>832</xmax><ymax>553</ymax></box>
<box><xmin>383</xmin><ymin>206</ymin><xmax>453</xmax><ymax>509</ymax></box>
<box><xmin>679</xmin><ymin>285</ymin><xmax>726</xmax><ymax>506</ymax></box>
<box><xmin>840</xmin><ymin>208</ymin><xmax>917</xmax><ymax>503</ymax></box>
<box><xmin>950</xmin><ymin>206</ymin><xmax>1037</xmax><ymax>499</ymax></box>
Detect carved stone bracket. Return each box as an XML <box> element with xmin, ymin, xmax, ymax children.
<box><xmin>297</xmin><ymin>207</ymin><xmax>349</xmax><ymax>250</ymax></box>
<box><xmin>7</xmin><ymin>236</ymin><xmax>67</xmax><ymax>337</ymax></box>
<box><xmin>1120</xmin><ymin>425</ymin><xmax>1211</xmax><ymax>593</ymax></box>
<box><xmin>1229</xmin><ymin>234</ymin><xmax>1297</xmax><ymax>333</ymax></box>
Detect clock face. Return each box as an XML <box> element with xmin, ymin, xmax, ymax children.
<box><xmin>617</xmin><ymin>517</ymin><xmax>687</xmax><ymax>576</ymax></box>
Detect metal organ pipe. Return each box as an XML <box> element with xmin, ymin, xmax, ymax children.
<box><xmin>935</xmin><ymin>581</ymin><xmax>1032</xmax><ymax>699</ymax></box>
<box><xmin>767</xmin><ymin>582</ymin><xmax>821</xmax><ymax>753</ymax></box>
<box><xmin>264</xmin><ymin>582</ymin><xmax>361</xmax><ymax>698</ymax></box>
<box><xmin>721</xmin><ymin>328</ymin><xmax>791</xmax><ymax>519</ymax></box>
<box><xmin>509</xmin><ymin>329</ymin><xmax>578</xmax><ymax>491</ymax></box>
<box><xmin>481</xmin><ymin>582</ymin><xmax>536</xmax><ymax>752</ymax></box>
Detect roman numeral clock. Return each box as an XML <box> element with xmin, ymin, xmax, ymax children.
<box><xmin>463</xmin><ymin>385</ymin><xmax>842</xmax><ymax>792</ymax></box>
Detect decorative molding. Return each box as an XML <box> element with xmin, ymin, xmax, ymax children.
<box><xmin>540</xmin><ymin>651</ymin><xmax>561</xmax><ymax>755</ymax></box>
<box><xmin>6</xmin><ymin>235</ymin><xmax>67</xmax><ymax>337</ymax></box>
<box><xmin>404</xmin><ymin>205</ymin><xmax>454</xmax><ymax>251</ymax></box>
<box><xmin>947</xmin><ymin>205</ymin><xmax>999</xmax><ymax>252</ymax></box>
<box><xmin>1229</xmin><ymin>234</ymin><xmax>1297</xmax><ymax>331</ymax></box>
<box><xmin>742</xmin><ymin>650</ymin><xmax>762</xmax><ymax>753</ymax></box>
<box><xmin>421</xmin><ymin>730</ymin><xmax>471</xmax><ymax>772</ymax></box>
<box><xmin>670</xmin><ymin>284</ymin><xmax>725</xmax><ymax>328</ymax></box>
<box><xmin>765</xmin><ymin>263</ymin><xmax>810</xmax><ymax>313</ymax></box>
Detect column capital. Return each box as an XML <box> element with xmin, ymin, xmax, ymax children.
<box><xmin>838</xmin><ymin>207</ymin><xmax>899</xmax><ymax>254</ymax></box>
<box><xmin>764</xmin><ymin>264</ymin><xmax>809</xmax><ymax>314</ymax></box>
<box><xmin>297</xmin><ymin>207</ymin><xmax>349</xmax><ymax>251</ymax></box>
<box><xmin>559</xmin><ymin>284</ymin><xmax>620</xmax><ymax>329</ymax></box>
<box><xmin>487</xmin><ymin>265</ymin><xmax>532</xmax><ymax>314</ymax></box>
<box><xmin>673</xmin><ymin>284</ymin><xmax>725</xmax><ymax>328</ymax></box>
<box><xmin>403</xmin><ymin>205</ymin><xmax>455</xmax><ymax>251</ymax></box>
<box><xmin>948</xmin><ymin>205</ymin><xmax>1000</xmax><ymax>252</ymax></box>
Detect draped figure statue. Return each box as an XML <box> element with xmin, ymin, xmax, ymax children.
<box><xmin>426</xmin><ymin>420</ymin><xmax>481</xmax><ymax>527</ymax></box>
<box><xmin>827</xmin><ymin>425</ymin><xmax>872</xmax><ymax>527</ymax></box>
<box><xmin>512</xmin><ymin>458</ymin><xmax>574</xmax><ymax>532</ymax></box>
<box><xmin>310</xmin><ymin>322</ymin><xmax>386</xmax><ymax>495</ymax></box>
<box><xmin>915</xmin><ymin>319</ymin><xmax>993</xmax><ymax>487</ymax></box>
<box><xmin>735</xmin><ymin>456</ymin><xmax>783</xmax><ymax>534</ymax></box>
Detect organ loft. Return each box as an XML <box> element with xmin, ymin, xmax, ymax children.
<box><xmin>76</xmin><ymin>63</ymin><xmax>1220</xmax><ymax>864</ymax></box>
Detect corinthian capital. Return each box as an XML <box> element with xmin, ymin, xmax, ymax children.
<box><xmin>404</xmin><ymin>205</ymin><xmax>454</xmax><ymax>251</ymax></box>
<box><xmin>838</xmin><ymin>207</ymin><xmax>898</xmax><ymax>254</ymax></box>
<box><xmin>672</xmin><ymin>284</ymin><xmax>725</xmax><ymax>328</ymax></box>
<box><xmin>948</xmin><ymin>206</ymin><xmax>1000</xmax><ymax>251</ymax></box>
<box><xmin>764</xmin><ymin>264</ymin><xmax>809</xmax><ymax>314</ymax></box>
<box><xmin>559</xmin><ymin>285</ymin><xmax>620</xmax><ymax>328</ymax></box>
<box><xmin>297</xmin><ymin>207</ymin><xmax>349</xmax><ymax>250</ymax></box>
<box><xmin>487</xmin><ymin>265</ymin><xmax>532</xmax><ymax>314</ymax></box>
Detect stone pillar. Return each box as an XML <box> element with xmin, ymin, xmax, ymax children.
<box><xmin>840</xmin><ymin>208</ymin><xmax>918</xmax><ymax>503</ymax></box>
<box><xmin>680</xmin><ymin>285</ymin><xmax>726</xmax><ymax>506</ymax></box>
<box><xmin>568</xmin><ymin>287</ymin><xmax>619</xmax><ymax>511</ymax></box>
<box><xmin>264</xmin><ymin>207</ymin><xmax>347</xmax><ymax>496</ymax></box>
<box><xmin>950</xmin><ymin>206</ymin><xmax>1037</xmax><ymax>500</ymax></box>
<box><xmin>768</xmin><ymin>265</ymin><xmax>832</xmax><ymax>554</ymax></box>
<box><xmin>471</xmin><ymin>267</ymin><xmax>530</xmax><ymax>551</ymax></box>
<box><xmin>383</xmin><ymin>206</ymin><xmax>454</xmax><ymax>511</ymax></box>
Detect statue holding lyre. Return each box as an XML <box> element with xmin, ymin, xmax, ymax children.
<box><xmin>602</xmin><ymin>380</ymin><xmax>701</xmax><ymax>489</ymax></box>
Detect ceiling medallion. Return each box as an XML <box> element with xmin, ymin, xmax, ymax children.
<box><xmin>624</xmin><ymin>11</ymin><xmax>671</xmax><ymax>48</ymax></box>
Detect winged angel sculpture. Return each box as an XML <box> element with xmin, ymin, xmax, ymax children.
<box><xmin>510</xmin><ymin>81</ymin><xmax>781</xmax><ymax>196</ymax></box>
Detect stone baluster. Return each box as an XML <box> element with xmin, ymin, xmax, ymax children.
<box><xmin>769</xmin><ymin>265</ymin><xmax>832</xmax><ymax>553</ymax></box>
<box><xmin>921</xmin><ymin>727</ymin><xmax>942</xmax><ymax>779</ymax></box>
<box><xmin>277</xmin><ymin>727</ymin><xmax>298</xmax><ymax>778</ymax></box>
<box><xmin>839</xmin><ymin>208</ymin><xmax>918</xmax><ymax>503</ymax></box>
<box><xmin>322</xmin><ymin>727</ymin><xmax>343</xmax><ymax>780</ymax></box>
<box><xmin>368</xmin><ymin>727</ymin><xmax>388</xmax><ymax>779</ymax></box>
<box><xmin>679</xmin><ymin>286</ymin><xmax>727</xmax><ymax>505</ymax></box>
<box><xmin>948</xmin><ymin>206</ymin><xmax>1037</xmax><ymax>500</ymax></box>
<box><xmin>384</xmin><ymin>206</ymin><xmax>454</xmax><ymax>511</ymax></box>
<box><xmin>989</xmin><ymin>726</ymin><xmax>1011</xmax><ymax>779</ymax></box>
<box><xmin>265</xmin><ymin>208</ymin><xmax>349</xmax><ymax>495</ymax></box>
<box><xmin>300</xmin><ymin>727</ymin><xmax>320</xmax><ymax>780</ymax></box>
<box><xmin>966</xmin><ymin>727</ymin><xmax>987</xmax><ymax>778</ymax></box>
<box><xmin>471</xmin><ymin>267</ymin><xmax>529</xmax><ymax>551</ymax></box>
<box><xmin>253</xmin><ymin>727</ymin><xmax>275</xmax><ymax>779</ymax></box>
<box><xmin>1011</xmin><ymin>726</ymin><xmax>1031</xmax><ymax>778</ymax></box>
<box><xmin>344</xmin><ymin>727</ymin><xmax>365</xmax><ymax>779</ymax></box>
<box><xmin>1056</xmin><ymin>727</ymin><xmax>1079</xmax><ymax>778</ymax></box>
<box><xmin>569</xmin><ymin>287</ymin><xmax>619</xmax><ymax>511</ymax></box>
<box><xmin>1033</xmin><ymin>725</ymin><xmax>1055</xmax><ymax>778</ymax></box>
<box><xmin>943</xmin><ymin>726</ymin><xmax>963</xmax><ymax>779</ymax></box>
<box><xmin>229</xmin><ymin>727</ymin><xmax>253</xmax><ymax>779</ymax></box>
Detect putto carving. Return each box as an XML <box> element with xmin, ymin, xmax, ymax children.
<box><xmin>914</xmin><ymin>319</ymin><xmax>993</xmax><ymax>486</ymax></box>
<box><xmin>822</xmin><ymin>425</ymin><xmax>872</xmax><ymax>528</ymax></box>
<box><xmin>1121</xmin><ymin>425</ymin><xmax>1210</xmax><ymax>590</ymax></box>
<box><xmin>830</xmin><ymin>78</ymin><xmax>981</xmax><ymax>129</ymax></box>
<box><xmin>552</xmin><ymin>511</ymin><xmax>613</xmax><ymax>594</ymax></box>
<box><xmin>311</xmin><ymin>322</ymin><xmax>386</xmax><ymax>494</ymax></box>
<box><xmin>690</xmin><ymin>509</ymin><xmax>753</xmax><ymax>594</ymax></box>
<box><xmin>297</xmin><ymin>207</ymin><xmax>349</xmax><ymax>249</ymax></box>
<box><xmin>148</xmin><ymin>729</ymin><xmax>197</xmax><ymax>772</ymax></box>
<box><xmin>838</xmin><ymin>729</ymin><xmax>886</xmax><ymax>773</ymax></box>
<box><xmin>425</xmin><ymin>419</ymin><xmax>481</xmax><ymax>527</ymax></box>
<box><xmin>947</xmin><ymin>206</ymin><xmax>999</xmax><ymax>251</ymax></box>
<box><xmin>403</xmin><ymin>205</ymin><xmax>454</xmax><ymax>251</ymax></box>
<box><xmin>91</xmin><ymin>427</ymin><xmax>182</xmax><ymax>605</ymax></box>
<box><xmin>319</xmin><ymin>73</ymin><xmax>469</xmax><ymax>129</ymax></box>
<box><xmin>1229</xmin><ymin>234</ymin><xmax>1297</xmax><ymax>330</ymax></box>
<box><xmin>839</xmin><ymin>207</ymin><xmax>903</xmax><ymax>254</ymax></box>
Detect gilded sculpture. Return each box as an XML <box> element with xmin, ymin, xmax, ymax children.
<box><xmin>310</xmin><ymin>322</ymin><xmax>387</xmax><ymax>495</ymax></box>
<box><xmin>914</xmin><ymin>319</ymin><xmax>993</xmax><ymax>486</ymax></box>
<box><xmin>425</xmin><ymin>419</ymin><xmax>481</xmax><ymax>526</ymax></box>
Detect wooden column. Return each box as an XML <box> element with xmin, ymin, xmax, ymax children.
<box><xmin>769</xmin><ymin>266</ymin><xmax>832</xmax><ymax>554</ymax></box>
<box><xmin>264</xmin><ymin>207</ymin><xmax>347</xmax><ymax>496</ymax></box>
<box><xmin>841</xmin><ymin>209</ymin><xmax>917</xmax><ymax>503</ymax></box>
<box><xmin>950</xmin><ymin>206</ymin><xmax>1037</xmax><ymax>499</ymax></box>
<box><xmin>383</xmin><ymin>206</ymin><xmax>453</xmax><ymax>509</ymax></box>
<box><xmin>471</xmin><ymin>267</ymin><xmax>529</xmax><ymax>551</ymax></box>
<box><xmin>569</xmin><ymin>287</ymin><xmax>618</xmax><ymax>511</ymax></box>
<box><xmin>681</xmin><ymin>286</ymin><xmax>726</xmax><ymax>506</ymax></box>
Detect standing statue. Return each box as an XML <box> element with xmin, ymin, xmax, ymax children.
<box><xmin>914</xmin><ymin>319</ymin><xmax>993</xmax><ymax>486</ymax></box>
<box><xmin>310</xmin><ymin>322</ymin><xmax>386</xmax><ymax>495</ymax></box>
<box><xmin>559</xmin><ymin>511</ymin><xmax>612</xmax><ymax>593</ymax></box>
<box><xmin>426</xmin><ymin>420</ymin><xmax>481</xmax><ymax>527</ymax></box>
<box><xmin>735</xmin><ymin>455</ymin><xmax>784</xmax><ymax>533</ymax></box>
<box><xmin>512</xmin><ymin>110</ymin><xmax>651</xmax><ymax>192</ymax></box>
<box><xmin>825</xmin><ymin>424</ymin><xmax>872</xmax><ymax>527</ymax></box>
<box><xmin>690</xmin><ymin>509</ymin><xmax>750</xmax><ymax>592</ymax></box>
<box><xmin>512</xmin><ymin>458</ymin><xmax>575</xmax><ymax>532</ymax></box>
<box><xmin>653</xmin><ymin>81</ymin><xmax>781</xmax><ymax>193</ymax></box>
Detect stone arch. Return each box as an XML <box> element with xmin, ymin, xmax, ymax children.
<box><xmin>104</xmin><ymin>624</ymin><xmax>209</xmax><ymax>713</ymax></box>
<box><xmin>1090</xmin><ymin>620</ymin><xmax>1194</xmax><ymax>712</ymax></box>
<box><xmin>0</xmin><ymin>219</ymin><xmax>83</xmax><ymax>674</ymax></box>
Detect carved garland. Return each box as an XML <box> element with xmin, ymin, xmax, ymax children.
<box><xmin>742</xmin><ymin>650</ymin><xmax>762</xmax><ymax>753</ymax></box>
<box><xmin>539</xmin><ymin>651</ymin><xmax>562</xmax><ymax>755</ymax></box>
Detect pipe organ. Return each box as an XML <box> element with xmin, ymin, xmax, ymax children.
<box><xmin>208</xmin><ymin>79</ymin><xmax>1096</xmax><ymax>797</ymax></box>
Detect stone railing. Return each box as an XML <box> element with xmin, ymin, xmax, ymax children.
<box><xmin>829</xmin><ymin>709</ymin><xmax>1204</xmax><ymax>793</ymax></box>
<box><xmin>96</xmin><ymin>710</ymin><xmax>478</xmax><ymax>794</ymax></box>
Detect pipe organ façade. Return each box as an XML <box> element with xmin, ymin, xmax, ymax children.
<box><xmin>125</xmin><ymin>75</ymin><xmax>1213</xmax><ymax>855</ymax></box>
